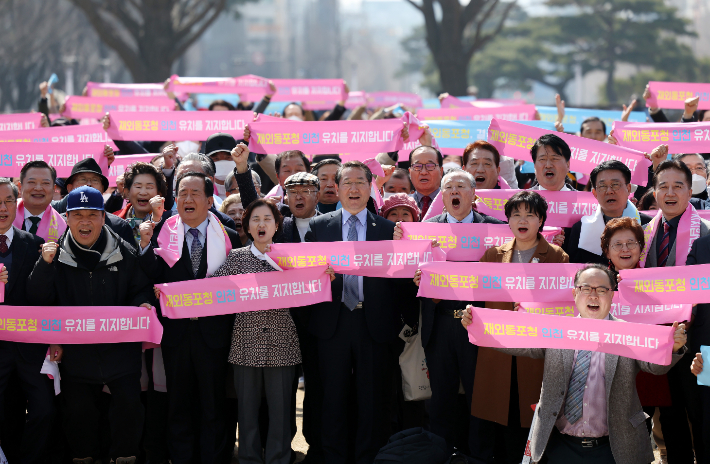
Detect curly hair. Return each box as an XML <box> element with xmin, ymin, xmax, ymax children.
<box><xmin>123</xmin><ymin>162</ymin><xmax>168</xmax><ymax>197</ymax></box>
<box><xmin>600</xmin><ymin>217</ymin><xmax>645</xmax><ymax>260</ymax></box>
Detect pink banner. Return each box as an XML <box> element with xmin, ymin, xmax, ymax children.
<box><xmin>0</xmin><ymin>306</ymin><xmax>162</xmax><ymax>344</ymax></box>
<box><xmin>488</xmin><ymin>119</ymin><xmax>652</xmax><ymax>186</ymax></box>
<box><xmin>618</xmin><ymin>264</ymin><xmax>710</xmax><ymax>305</ymax></box>
<box><xmin>0</xmin><ymin>142</ymin><xmax>108</xmax><ymax>177</ymax></box>
<box><xmin>646</xmin><ymin>81</ymin><xmax>710</xmax><ymax>110</ymax></box>
<box><xmin>400</xmin><ymin>222</ymin><xmax>561</xmax><ymax>261</ymax></box>
<box><xmin>0</xmin><ymin>263</ymin><xmax>4</xmax><ymax>302</ymax></box>
<box><xmin>0</xmin><ymin>113</ymin><xmax>43</xmax><ymax>131</ymax></box>
<box><xmin>248</xmin><ymin>119</ymin><xmax>404</xmax><ymax>155</ymax></box>
<box><xmin>475</xmin><ymin>189</ymin><xmax>599</xmax><ymax>228</ymax></box>
<box><xmin>367</xmin><ymin>92</ymin><xmax>423</xmax><ymax>109</ymax></box>
<box><xmin>63</xmin><ymin>96</ymin><xmax>176</xmax><ymax>119</ymax></box>
<box><xmin>0</xmin><ymin>124</ymin><xmax>117</xmax><ymax>150</ymax></box>
<box><xmin>440</xmin><ymin>95</ymin><xmax>478</xmax><ymax>108</ymax></box>
<box><xmin>418</xmin><ymin>105</ymin><xmax>536</xmax><ymax>121</ymax></box>
<box><xmin>157</xmin><ymin>266</ymin><xmax>332</xmax><ymax>319</ymax></box>
<box><xmin>268</xmin><ymin>240</ymin><xmax>445</xmax><ymax>278</ymax></box>
<box><xmin>417</xmin><ymin>261</ymin><xmax>586</xmax><ymax>302</ymax></box>
<box><xmin>519</xmin><ymin>299</ymin><xmax>692</xmax><ymax>325</ymax></box>
<box><xmin>105</xmin><ymin>111</ymin><xmax>252</xmax><ymax>141</ymax></box>
<box><xmin>108</xmin><ymin>154</ymin><xmax>158</xmax><ymax>187</ymax></box>
<box><xmin>167</xmin><ymin>74</ymin><xmax>271</xmax><ymax>95</ymax></box>
<box><xmin>87</xmin><ymin>82</ymin><xmax>169</xmax><ymax>98</ymax></box>
<box><xmin>345</xmin><ymin>91</ymin><xmax>368</xmax><ymax>109</ymax></box>
<box><xmin>466</xmin><ymin>307</ymin><xmax>676</xmax><ymax>365</ymax></box>
<box><xmin>255</xmin><ymin>79</ymin><xmax>347</xmax><ymax>103</ymax></box>
<box><xmin>641</xmin><ymin>209</ymin><xmax>710</xmax><ymax>221</ymax></box>
<box><xmin>613</xmin><ymin>121</ymin><xmax>710</xmax><ymax>154</ymax></box>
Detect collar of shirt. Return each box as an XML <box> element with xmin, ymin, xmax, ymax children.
<box><xmin>413</xmin><ymin>188</ymin><xmax>440</xmax><ymax>204</ymax></box>
<box><xmin>249</xmin><ymin>243</ymin><xmax>283</xmax><ymax>271</ymax></box>
<box><xmin>342</xmin><ymin>208</ymin><xmax>368</xmax><ymax>229</ymax></box>
<box><xmin>539</xmin><ymin>184</ymin><xmax>570</xmax><ymax>192</ymax></box>
<box><xmin>446</xmin><ymin>210</ymin><xmax>474</xmax><ymax>224</ymax></box>
<box><xmin>183</xmin><ymin>218</ymin><xmax>209</xmax><ymax>242</ymax></box>
<box><xmin>0</xmin><ymin>227</ymin><xmax>14</xmax><ymax>247</ymax></box>
<box><xmin>662</xmin><ymin>214</ymin><xmax>682</xmax><ymax>229</ymax></box>
<box><xmin>24</xmin><ymin>208</ymin><xmax>44</xmax><ymax>221</ymax></box>
<box><xmin>576</xmin><ymin>313</ymin><xmax>611</xmax><ymax>321</ymax></box>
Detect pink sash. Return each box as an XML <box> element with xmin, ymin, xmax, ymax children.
<box><xmin>12</xmin><ymin>201</ymin><xmax>67</xmax><ymax>242</ymax></box>
<box><xmin>154</xmin><ymin>212</ymin><xmax>232</xmax><ymax>275</ymax></box>
<box><xmin>639</xmin><ymin>203</ymin><xmax>701</xmax><ymax>268</ymax></box>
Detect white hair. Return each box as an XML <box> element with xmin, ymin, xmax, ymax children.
<box><xmin>440</xmin><ymin>167</ymin><xmax>476</xmax><ymax>189</ymax></box>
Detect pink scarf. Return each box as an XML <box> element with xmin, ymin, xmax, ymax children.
<box><xmin>639</xmin><ymin>202</ymin><xmax>701</xmax><ymax>268</ymax></box>
<box><xmin>12</xmin><ymin>201</ymin><xmax>67</xmax><ymax>242</ymax></box>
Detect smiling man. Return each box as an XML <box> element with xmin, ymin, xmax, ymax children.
<box><xmin>311</xmin><ymin>158</ymin><xmax>341</xmax><ymax>214</ymax></box>
<box><xmin>529</xmin><ymin>134</ymin><xmax>576</xmax><ymax>192</ymax></box>
<box><xmin>304</xmin><ymin>160</ymin><xmax>397</xmax><ymax>464</ymax></box>
<box><xmin>17</xmin><ymin>161</ymin><xmax>67</xmax><ymax>241</ymax></box>
<box><xmin>462</xmin><ymin>263</ymin><xmax>688</xmax><ymax>464</ymax></box>
<box><xmin>564</xmin><ymin>160</ymin><xmax>653</xmax><ymax>264</ymax></box>
<box><xmin>408</xmin><ymin>146</ymin><xmax>444</xmax><ymax>219</ymax></box>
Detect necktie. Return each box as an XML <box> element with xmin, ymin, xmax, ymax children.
<box><xmin>420</xmin><ymin>195</ymin><xmax>432</xmax><ymax>220</ymax></box>
<box><xmin>0</xmin><ymin>235</ymin><xmax>7</xmax><ymax>254</ymax></box>
<box><xmin>658</xmin><ymin>222</ymin><xmax>671</xmax><ymax>268</ymax></box>
<box><xmin>189</xmin><ymin>228</ymin><xmax>202</xmax><ymax>276</ymax></box>
<box><xmin>343</xmin><ymin>215</ymin><xmax>360</xmax><ymax>310</ymax></box>
<box><xmin>28</xmin><ymin>217</ymin><xmax>41</xmax><ymax>235</ymax></box>
<box><xmin>564</xmin><ymin>350</ymin><xmax>592</xmax><ymax>424</ymax></box>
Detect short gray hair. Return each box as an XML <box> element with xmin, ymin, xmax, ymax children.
<box><xmin>224</xmin><ymin>168</ymin><xmax>261</xmax><ymax>191</ymax></box>
<box><xmin>440</xmin><ymin>167</ymin><xmax>476</xmax><ymax>189</ymax></box>
<box><xmin>0</xmin><ymin>177</ymin><xmax>19</xmax><ymax>199</ymax></box>
<box><xmin>181</xmin><ymin>153</ymin><xmax>215</xmax><ymax>177</ymax></box>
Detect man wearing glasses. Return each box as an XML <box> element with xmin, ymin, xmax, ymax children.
<box><xmin>462</xmin><ymin>264</ymin><xmax>688</xmax><ymax>463</ymax></box>
<box><xmin>408</xmin><ymin>145</ymin><xmax>444</xmax><ymax>219</ymax></box>
<box><xmin>49</xmin><ymin>158</ymin><xmax>136</xmax><ymax>247</ymax></box>
<box><xmin>563</xmin><ymin>160</ymin><xmax>653</xmax><ymax>264</ymax></box>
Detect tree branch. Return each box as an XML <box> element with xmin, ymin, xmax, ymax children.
<box><xmin>107</xmin><ymin>1</ymin><xmax>142</xmax><ymax>38</ymax></box>
<box><xmin>461</xmin><ymin>0</ymin><xmax>488</xmax><ymax>30</ymax></box>
<box><xmin>404</xmin><ymin>0</ymin><xmax>424</xmax><ymax>12</ymax></box>
<box><xmin>170</xmin><ymin>0</ymin><xmax>226</xmax><ymax>62</ymax></box>
<box><xmin>176</xmin><ymin>0</ymin><xmax>216</xmax><ymax>35</ymax></box>
<box><xmin>465</xmin><ymin>0</ymin><xmax>515</xmax><ymax>60</ymax></box>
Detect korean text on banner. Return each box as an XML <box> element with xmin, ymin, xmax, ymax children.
<box><xmin>0</xmin><ymin>306</ymin><xmax>162</xmax><ymax>345</ymax></box>
<box><xmin>519</xmin><ymin>300</ymin><xmax>692</xmax><ymax>325</ymax></box>
<box><xmin>418</xmin><ymin>105</ymin><xmax>537</xmax><ymax>122</ymax></box>
<box><xmin>87</xmin><ymin>81</ymin><xmax>170</xmax><ymax>98</ymax></box>
<box><xmin>63</xmin><ymin>96</ymin><xmax>176</xmax><ymax>119</ymax></box>
<box><xmin>0</xmin><ymin>113</ymin><xmax>44</xmax><ymax>131</ymax></box>
<box><xmin>0</xmin><ymin>142</ymin><xmax>108</xmax><ymax>178</ymax></box>
<box><xmin>618</xmin><ymin>264</ymin><xmax>710</xmax><ymax>305</ymax></box>
<box><xmin>400</xmin><ymin>222</ymin><xmax>560</xmax><ymax>262</ymax></box>
<box><xmin>475</xmin><ymin>189</ymin><xmax>599</xmax><ymax>228</ymax></box>
<box><xmin>157</xmin><ymin>266</ymin><xmax>332</xmax><ymax>319</ymax></box>
<box><xmin>466</xmin><ymin>307</ymin><xmax>676</xmax><ymax>365</ymax></box>
<box><xmin>248</xmin><ymin>119</ymin><xmax>404</xmax><ymax>155</ymax></box>
<box><xmin>167</xmin><ymin>74</ymin><xmax>271</xmax><ymax>95</ymax></box>
<box><xmin>267</xmin><ymin>240</ymin><xmax>445</xmax><ymax>278</ymax></box>
<box><xmin>612</xmin><ymin>121</ymin><xmax>710</xmax><ymax>154</ymax></box>
<box><xmin>488</xmin><ymin>119</ymin><xmax>651</xmax><ymax>186</ymax></box>
<box><xmin>0</xmin><ymin>124</ymin><xmax>118</xmax><ymax>151</ymax></box>
<box><xmin>106</xmin><ymin>111</ymin><xmax>252</xmax><ymax>141</ymax></box>
<box><xmin>108</xmin><ymin>153</ymin><xmax>158</xmax><ymax>187</ymax></box>
<box><xmin>646</xmin><ymin>81</ymin><xmax>710</xmax><ymax>110</ymax></box>
<box><xmin>417</xmin><ymin>261</ymin><xmax>586</xmax><ymax>302</ymax></box>
<box><xmin>239</xmin><ymin>79</ymin><xmax>346</xmax><ymax>103</ymax></box>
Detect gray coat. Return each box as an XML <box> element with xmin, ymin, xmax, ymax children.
<box><xmin>644</xmin><ymin>217</ymin><xmax>710</xmax><ymax>267</ymax></box>
<box><xmin>497</xmin><ymin>314</ymin><xmax>687</xmax><ymax>464</ymax></box>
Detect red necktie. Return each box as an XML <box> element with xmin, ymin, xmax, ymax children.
<box><xmin>420</xmin><ymin>195</ymin><xmax>432</xmax><ymax>221</ymax></box>
<box><xmin>0</xmin><ymin>235</ymin><xmax>7</xmax><ymax>254</ymax></box>
<box><xmin>658</xmin><ymin>222</ymin><xmax>671</xmax><ymax>267</ymax></box>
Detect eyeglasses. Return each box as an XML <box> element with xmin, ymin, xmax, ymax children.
<box><xmin>610</xmin><ymin>240</ymin><xmax>639</xmax><ymax>251</ymax></box>
<box><xmin>576</xmin><ymin>285</ymin><xmax>611</xmax><ymax>296</ymax></box>
<box><xmin>286</xmin><ymin>188</ymin><xmax>317</xmax><ymax>196</ymax></box>
<box><xmin>596</xmin><ymin>182</ymin><xmax>624</xmax><ymax>192</ymax></box>
<box><xmin>0</xmin><ymin>199</ymin><xmax>17</xmax><ymax>208</ymax></box>
<box><xmin>75</xmin><ymin>177</ymin><xmax>104</xmax><ymax>187</ymax></box>
<box><xmin>411</xmin><ymin>163</ymin><xmax>439</xmax><ymax>172</ymax></box>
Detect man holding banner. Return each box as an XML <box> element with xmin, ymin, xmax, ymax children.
<box><xmin>26</xmin><ymin>186</ymin><xmax>153</xmax><ymax>464</ymax></box>
<box><xmin>462</xmin><ymin>264</ymin><xmax>688</xmax><ymax>464</ymax></box>
<box><xmin>0</xmin><ymin>177</ymin><xmax>53</xmax><ymax>464</ymax></box>
<box><xmin>304</xmin><ymin>160</ymin><xmax>397</xmax><ymax>464</ymax></box>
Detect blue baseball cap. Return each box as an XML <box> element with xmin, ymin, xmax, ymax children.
<box><xmin>66</xmin><ymin>185</ymin><xmax>104</xmax><ymax>212</ymax></box>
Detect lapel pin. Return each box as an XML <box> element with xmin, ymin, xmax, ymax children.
<box><xmin>372</xmin><ymin>223</ymin><xmax>376</xmax><ymax>226</ymax></box>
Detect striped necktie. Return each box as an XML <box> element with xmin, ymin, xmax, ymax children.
<box><xmin>564</xmin><ymin>350</ymin><xmax>592</xmax><ymax>424</ymax></box>
<box><xmin>658</xmin><ymin>222</ymin><xmax>671</xmax><ymax>268</ymax></box>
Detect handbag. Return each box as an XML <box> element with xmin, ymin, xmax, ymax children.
<box><xmin>399</xmin><ymin>311</ymin><xmax>432</xmax><ymax>401</ymax></box>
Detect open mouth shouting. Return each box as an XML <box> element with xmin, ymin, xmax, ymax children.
<box><xmin>77</xmin><ymin>227</ymin><xmax>93</xmax><ymax>239</ymax></box>
<box><xmin>449</xmin><ymin>196</ymin><xmax>462</xmax><ymax>212</ymax></box>
<box><xmin>585</xmin><ymin>301</ymin><xmax>601</xmax><ymax>314</ymax></box>
<box><xmin>475</xmin><ymin>175</ymin><xmax>487</xmax><ymax>185</ymax></box>
<box><xmin>136</xmin><ymin>198</ymin><xmax>150</xmax><ymax>209</ymax></box>
<box><xmin>544</xmin><ymin>169</ymin><xmax>556</xmax><ymax>180</ymax></box>
<box><xmin>183</xmin><ymin>206</ymin><xmax>196</xmax><ymax>214</ymax></box>
<box><xmin>292</xmin><ymin>200</ymin><xmax>306</xmax><ymax>213</ymax></box>
<box><xmin>516</xmin><ymin>226</ymin><xmax>529</xmax><ymax>235</ymax></box>
<box><xmin>257</xmin><ymin>228</ymin><xmax>266</xmax><ymax>238</ymax></box>
<box><xmin>234</xmin><ymin>221</ymin><xmax>242</xmax><ymax>231</ymax></box>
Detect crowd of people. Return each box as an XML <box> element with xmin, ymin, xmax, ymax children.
<box><xmin>1</xmin><ymin>79</ymin><xmax>710</xmax><ymax>464</ymax></box>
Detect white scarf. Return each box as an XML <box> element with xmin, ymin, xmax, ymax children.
<box><xmin>578</xmin><ymin>200</ymin><xmax>641</xmax><ymax>256</ymax></box>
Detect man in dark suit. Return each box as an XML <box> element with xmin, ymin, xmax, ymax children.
<box><xmin>138</xmin><ymin>171</ymin><xmax>241</xmax><ymax>464</ymax></box>
<box><xmin>407</xmin><ymin>168</ymin><xmax>504</xmax><ymax>454</ymax></box>
<box><xmin>563</xmin><ymin>160</ymin><xmax>653</xmax><ymax>264</ymax></box>
<box><xmin>0</xmin><ymin>177</ymin><xmax>52</xmax><ymax>464</ymax></box>
<box><xmin>304</xmin><ymin>160</ymin><xmax>397</xmax><ymax>464</ymax></box>
<box><xmin>528</xmin><ymin>134</ymin><xmax>577</xmax><ymax>192</ymax></box>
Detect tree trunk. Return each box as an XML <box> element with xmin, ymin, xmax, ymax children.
<box><xmin>605</xmin><ymin>61</ymin><xmax>617</xmax><ymax>105</ymax></box>
<box><xmin>435</xmin><ymin>55</ymin><xmax>469</xmax><ymax>95</ymax></box>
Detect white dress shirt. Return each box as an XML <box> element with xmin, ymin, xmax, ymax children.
<box><xmin>23</xmin><ymin>208</ymin><xmax>44</xmax><ymax>232</ymax></box>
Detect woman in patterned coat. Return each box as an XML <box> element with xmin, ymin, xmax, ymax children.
<box><xmin>211</xmin><ymin>198</ymin><xmax>333</xmax><ymax>464</ymax></box>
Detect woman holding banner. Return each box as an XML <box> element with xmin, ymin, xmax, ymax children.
<box><xmin>468</xmin><ymin>190</ymin><xmax>569</xmax><ymax>463</ymax></box>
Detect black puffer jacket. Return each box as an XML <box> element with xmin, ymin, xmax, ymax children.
<box><xmin>27</xmin><ymin>226</ymin><xmax>153</xmax><ymax>383</ymax></box>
